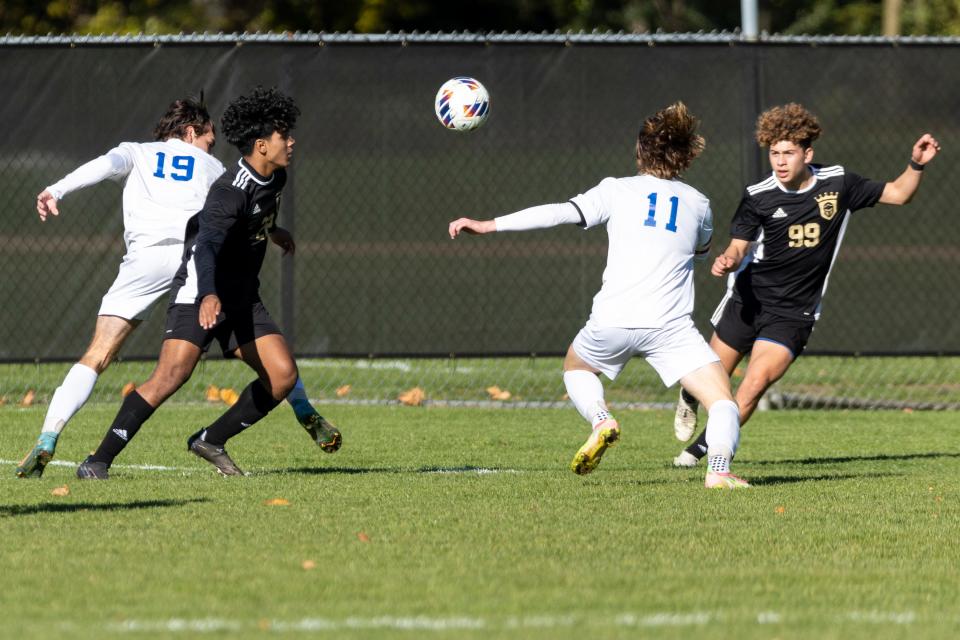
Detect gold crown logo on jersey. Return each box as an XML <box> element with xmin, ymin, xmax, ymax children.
<box><xmin>815</xmin><ymin>191</ymin><xmax>839</xmax><ymax>221</ymax></box>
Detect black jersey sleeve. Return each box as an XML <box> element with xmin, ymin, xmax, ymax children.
<box><xmin>844</xmin><ymin>171</ymin><xmax>886</xmax><ymax>211</ymax></box>
<box><xmin>194</xmin><ymin>184</ymin><xmax>247</xmax><ymax>299</ymax></box>
<box><xmin>729</xmin><ymin>190</ymin><xmax>763</xmax><ymax>241</ymax></box>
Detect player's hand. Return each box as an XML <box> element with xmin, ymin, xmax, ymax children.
<box><xmin>912</xmin><ymin>134</ymin><xmax>941</xmax><ymax>166</ymax></box>
<box><xmin>199</xmin><ymin>294</ymin><xmax>222</xmax><ymax>330</ymax></box>
<box><xmin>36</xmin><ymin>190</ymin><xmax>59</xmax><ymax>222</ymax></box>
<box><xmin>711</xmin><ymin>254</ymin><xmax>738</xmax><ymax>277</ymax></box>
<box><xmin>448</xmin><ymin>218</ymin><xmax>495</xmax><ymax>238</ymax></box>
<box><xmin>269</xmin><ymin>227</ymin><xmax>296</xmax><ymax>256</ymax></box>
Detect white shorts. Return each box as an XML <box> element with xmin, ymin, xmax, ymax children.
<box><xmin>98</xmin><ymin>241</ymin><xmax>183</xmax><ymax>321</ymax></box>
<box><xmin>571</xmin><ymin>315</ymin><xmax>719</xmax><ymax>387</ymax></box>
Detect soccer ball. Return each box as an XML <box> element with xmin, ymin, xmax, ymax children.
<box><xmin>434</xmin><ymin>77</ymin><xmax>490</xmax><ymax>132</ymax></box>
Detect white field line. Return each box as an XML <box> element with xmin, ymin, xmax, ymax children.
<box><xmin>102</xmin><ymin>610</ymin><xmax>930</xmax><ymax>633</ymax></box>
<box><xmin>105</xmin><ymin>612</ymin><xmax>708</xmax><ymax>633</ymax></box>
<box><xmin>0</xmin><ymin>458</ymin><xmax>188</xmax><ymax>472</ymax></box>
<box><xmin>0</xmin><ymin>459</ymin><xmax>522</xmax><ymax>476</ymax></box>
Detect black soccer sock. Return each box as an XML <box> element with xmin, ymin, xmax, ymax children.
<box><xmin>685</xmin><ymin>429</ymin><xmax>709</xmax><ymax>459</ymax></box>
<box><xmin>199</xmin><ymin>379</ymin><xmax>281</xmax><ymax>446</ymax></box>
<box><xmin>89</xmin><ymin>391</ymin><xmax>156</xmax><ymax>465</ymax></box>
<box><xmin>680</xmin><ymin>388</ymin><xmax>698</xmax><ymax>405</ymax></box>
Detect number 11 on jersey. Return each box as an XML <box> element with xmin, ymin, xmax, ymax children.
<box><xmin>643</xmin><ymin>192</ymin><xmax>679</xmax><ymax>233</ymax></box>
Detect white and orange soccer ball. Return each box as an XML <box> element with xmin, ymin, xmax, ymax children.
<box><xmin>434</xmin><ymin>77</ymin><xmax>490</xmax><ymax>131</ymax></box>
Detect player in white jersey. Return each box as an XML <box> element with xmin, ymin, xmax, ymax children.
<box><xmin>449</xmin><ymin>102</ymin><xmax>749</xmax><ymax>489</ymax></box>
<box><xmin>17</xmin><ymin>98</ymin><xmax>339</xmax><ymax>478</ymax></box>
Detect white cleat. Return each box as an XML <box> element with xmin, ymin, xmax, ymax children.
<box><xmin>672</xmin><ymin>450</ymin><xmax>701</xmax><ymax>468</ymax></box>
<box><xmin>673</xmin><ymin>390</ymin><xmax>699</xmax><ymax>442</ymax></box>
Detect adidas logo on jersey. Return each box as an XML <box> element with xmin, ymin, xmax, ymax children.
<box><xmin>772</xmin><ymin>208</ymin><xmax>788</xmax><ymax>218</ymax></box>
<box><xmin>112</xmin><ymin>428</ymin><xmax>128</xmax><ymax>441</ymax></box>
<box><xmin>252</xmin><ymin>203</ymin><xmax>261</xmax><ymax>215</ymax></box>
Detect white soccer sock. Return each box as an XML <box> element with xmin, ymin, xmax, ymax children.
<box><xmin>704</xmin><ymin>399</ymin><xmax>740</xmax><ymax>461</ymax></box>
<box><xmin>563</xmin><ymin>370</ymin><xmax>610</xmax><ymax>426</ymax></box>
<box><xmin>41</xmin><ymin>363</ymin><xmax>99</xmax><ymax>435</ymax></box>
<box><xmin>286</xmin><ymin>377</ymin><xmax>308</xmax><ymax>405</ymax></box>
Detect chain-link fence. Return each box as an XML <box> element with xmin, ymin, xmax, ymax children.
<box><xmin>0</xmin><ymin>33</ymin><xmax>958</xmax><ymax>409</ymax></box>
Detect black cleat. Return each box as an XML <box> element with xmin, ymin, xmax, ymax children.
<box><xmin>76</xmin><ymin>456</ymin><xmax>109</xmax><ymax>480</ymax></box>
<box><xmin>188</xmin><ymin>433</ymin><xmax>245</xmax><ymax>477</ymax></box>
<box><xmin>300</xmin><ymin>413</ymin><xmax>342</xmax><ymax>453</ymax></box>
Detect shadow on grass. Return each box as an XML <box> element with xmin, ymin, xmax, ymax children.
<box><xmin>263</xmin><ymin>466</ymin><xmax>403</xmax><ymax>476</ymax></box>
<box><xmin>746</xmin><ymin>472</ymin><xmax>902</xmax><ymax>486</ymax></box>
<box><xmin>0</xmin><ymin>498</ymin><xmax>210</xmax><ymax>518</ymax></box>
<box><xmin>744</xmin><ymin>452</ymin><xmax>960</xmax><ymax>466</ymax></box>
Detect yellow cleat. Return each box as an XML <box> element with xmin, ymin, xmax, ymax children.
<box><xmin>570</xmin><ymin>419</ymin><xmax>620</xmax><ymax>475</ymax></box>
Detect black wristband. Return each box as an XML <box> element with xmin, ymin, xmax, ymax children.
<box><xmin>909</xmin><ymin>159</ymin><xmax>925</xmax><ymax>171</ymax></box>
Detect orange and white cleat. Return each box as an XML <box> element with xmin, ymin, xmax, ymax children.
<box><xmin>704</xmin><ymin>471</ymin><xmax>751</xmax><ymax>489</ymax></box>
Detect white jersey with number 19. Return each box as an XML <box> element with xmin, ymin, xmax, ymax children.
<box><xmin>570</xmin><ymin>175</ymin><xmax>713</xmax><ymax>329</ymax></box>
<box><xmin>47</xmin><ymin>138</ymin><xmax>225</xmax><ymax>247</ymax></box>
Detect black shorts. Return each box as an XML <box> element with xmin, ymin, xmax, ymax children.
<box><xmin>711</xmin><ymin>295</ymin><xmax>815</xmax><ymax>358</ymax></box>
<box><xmin>164</xmin><ymin>301</ymin><xmax>282</xmax><ymax>357</ymax></box>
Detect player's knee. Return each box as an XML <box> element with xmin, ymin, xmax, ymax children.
<box><xmin>265</xmin><ymin>364</ymin><xmax>297</xmax><ymax>400</ymax></box>
<box><xmin>738</xmin><ymin>374</ymin><xmax>774</xmax><ymax>403</ymax></box>
<box><xmin>79</xmin><ymin>348</ymin><xmax>116</xmax><ymax>374</ymax></box>
<box><xmin>147</xmin><ymin>364</ymin><xmax>193</xmax><ymax>398</ymax></box>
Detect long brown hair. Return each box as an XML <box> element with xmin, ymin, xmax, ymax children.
<box><xmin>636</xmin><ymin>102</ymin><xmax>705</xmax><ymax>179</ymax></box>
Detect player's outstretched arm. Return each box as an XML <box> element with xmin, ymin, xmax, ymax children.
<box><xmin>36</xmin><ymin>190</ymin><xmax>59</xmax><ymax>222</ymax></box>
<box><xmin>880</xmin><ymin>133</ymin><xmax>941</xmax><ymax>205</ymax></box>
<box><xmin>450</xmin><ymin>202</ymin><xmax>584</xmax><ymax>239</ymax></box>
<box><xmin>449</xmin><ymin>218</ymin><xmax>496</xmax><ymax>238</ymax></box>
<box><xmin>711</xmin><ymin>239</ymin><xmax>751</xmax><ymax>277</ymax></box>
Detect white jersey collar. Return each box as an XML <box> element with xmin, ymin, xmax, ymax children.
<box><xmin>773</xmin><ymin>165</ymin><xmax>818</xmax><ymax>194</ymax></box>
<box><xmin>237</xmin><ymin>158</ymin><xmax>274</xmax><ymax>185</ymax></box>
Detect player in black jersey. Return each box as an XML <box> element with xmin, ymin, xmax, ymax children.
<box><xmin>672</xmin><ymin>103</ymin><xmax>940</xmax><ymax>467</ymax></box>
<box><xmin>76</xmin><ymin>87</ymin><xmax>340</xmax><ymax>479</ymax></box>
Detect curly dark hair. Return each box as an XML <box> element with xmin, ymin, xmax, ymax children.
<box><xmin>636</xmin><ymin>102</ymin><xmax>705</xmax><ymax>179</ymax></box>
<box><xmin>152</xmin><ymin>97</ymin><xmax>212</xmax><ymax>142</ymax></box>
<box><xmin>755</xmin><ymin>103</ymin><xmax>822</xmax><ymax>148</ymax></box>
<box><xmin>221</xmin><ymin>87</ymin><xmax>300</xmax><ymax>155</ymax></box>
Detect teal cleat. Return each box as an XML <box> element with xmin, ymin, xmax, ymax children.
<box><xmin>291</xmin><ymin>400</ymin><xmax>342</xmax><ymax>453</ymax></box>
<box><xmin>16</xmin><ymin>433</ymin><xmax>59</xmax><ymax>478</ymax></box>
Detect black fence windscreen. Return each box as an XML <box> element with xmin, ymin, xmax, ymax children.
<box><xmin>1</xmin><ymin>38</ymin><xmax>958</xmax><ymax>361</ymax></box>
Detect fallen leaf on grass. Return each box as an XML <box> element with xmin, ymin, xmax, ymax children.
<box><xmin>51</xmin><ymin>485</ymin><xmax>70</xmax><ymax>497</ymax></box>
<box><xmin>336</xmin><ymin>384</ymin><xmax>352</xmax><ymax>397</ymax></box>
<box><xmin>219</xmin><ymin>388</ymin><xmax>239</xmax><ymax>406</ymax></box>
<box><xmin>19</xmin><ymin>390</ymin><xmax>35</xmax><ymax>407</ymax></box>
<box><xmin>121</xmin><ymin>382</ymin><xmax>136</xmax><ymax>397</ymax></box>
<box><xmin>205</xmin><ymin>385</ymin><xmax>221</xmax><ymax>402</ymax></box>
<box><xmin>357</xmin><ymin>532</ymin><xmax>371</xmax><ymax>543</ymax></box>
<box><xmin>263</xmin><ymin>498</ymin><xmax>290</xmax><ymax>506</ymax></box>
<box><xmin>486</xmin><ymin>385</ymin><xmax>512</xmax><ymax>401</ymax></box>
<box><xmin>775</xmin><ymin>506</ymin><xmax>785</xmax><ymax>514</ymax></box>
<box><xmin>398</xmin><ymin>387</ymin><xmax>425</xmax><ymax>406</ymax></box>
<box><xmin>902</xmin><ymin>408</ymin><xmax>914</xmax><ymax>414</ymax></box>
<box><xmin>302</xmin><ymin>560</ymin><xmax>316</xmax><ymax>570</ymax></box>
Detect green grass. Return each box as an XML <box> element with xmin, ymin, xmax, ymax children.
<box><xmin>2</xmin><ymin>403</ymin><xmax>958</xmax><ymax>639</ymax></box>
<box><xmin>2</xmin><ymin>356</ymin><xmax>960</xmax><ymax>408</ymax></box>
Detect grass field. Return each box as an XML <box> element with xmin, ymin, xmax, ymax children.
<box><xmin>2</xmin><ymin>402</ymin><xmax>958</xmax><ymax>639</ymax></box>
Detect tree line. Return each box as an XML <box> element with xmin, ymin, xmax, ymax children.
<box><xmin>3</xmin><ymin>1</ymin><xmax>959</xmax><ymax>36</ymax></box>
